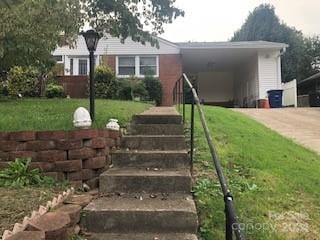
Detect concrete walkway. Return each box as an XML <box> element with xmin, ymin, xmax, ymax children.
<box><xmin>234</xmin><ymin>108</ymin><xmax>320</xmax><ymax>155</ymax></box>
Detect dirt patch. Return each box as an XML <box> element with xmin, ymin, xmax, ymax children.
<box><xmin>0</xmin><ymin>186</ymin><xmax>66</xmax><ymax>236</ymax></box>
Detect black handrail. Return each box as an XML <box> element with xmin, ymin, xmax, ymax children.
<box><xmin>173</xmin><ymin>73</ymin><xmax>245</xmax><ymax>240</ymax></box>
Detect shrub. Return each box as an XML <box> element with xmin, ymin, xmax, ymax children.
<box><xmin>0</xmin><ymin>158</ymin><xmax>55</xmax><ymax>187</ymax></box>
<box><xmin>143</xmin><ymin>75</ymin><xmax>162</xmax><ymax>105</ymax></box>
<box><xmin>117</xmin><ymin>77</ymin><xmax>148</xmax><ymax>101</ymax></box>
<box><xmin>45</xmin><ymin>84</ymin><xmax>65</xmax><ymax>98</ymax></box>
<box><xmin>7</xmin><ymin>66</ymin><xmax>40</xmax><ymax>97</ymax></box>
<box><xmin>94</xmin><ymin>65</ymin><xmax>118</xmax><ymax>99</ymax></box>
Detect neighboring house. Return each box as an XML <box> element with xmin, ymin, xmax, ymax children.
<box><xmin>53</xmin><ymin>36</ymin><xmax>287</xmax><ymax>107</ymax></box>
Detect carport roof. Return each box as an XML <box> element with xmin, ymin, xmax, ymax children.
<box><xmin>177</xmin><ymin>41</ymin><xmax>288</xmax><ymax>49</ymax></box>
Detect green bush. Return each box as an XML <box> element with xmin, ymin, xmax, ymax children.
<box><xmin>94</xmin><ymin>65</ymin><xmax>118</xmax><ymax>99</ymax></box>
<box><xmin>143</xmin><ymin>75</ymin><xmax>162</xmax><ymax>105</ymax></box>
<box><xmin>45</xmin><ymin>84</ymin><xmax>65</xmax><ymax>98</ymax></box>
<box><xmin>117</xmin><ymin>77</ymin><xmax>148</xmax><ymax>101</ymax></box>
<box><xmin>0</xmin><ymin>158</ymin><xmax>55</xmax><ymax>187</ymax></box>
<box><xmin>7</xmin><ymin>66</ymin><xmax>40</xmax><ymax>97</ymax></box>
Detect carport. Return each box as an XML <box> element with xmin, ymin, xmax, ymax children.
<box><xmin>177</xmin><ymin>41</ymin><xmax>287</xmax><ymax>107</ymax></box>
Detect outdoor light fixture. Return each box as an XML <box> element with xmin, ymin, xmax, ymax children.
<box><xmin>81</xmin><ymin>29</ymin><xmax>101</xmax><ymax>121</ymax></box>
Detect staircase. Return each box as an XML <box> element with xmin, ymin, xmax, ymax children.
<box><xmin>81</xmin><ymin>107</ymin><xmax>199</xmax><ymax>240</ymax></box>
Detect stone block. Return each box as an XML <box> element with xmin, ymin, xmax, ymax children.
<box><xmin>84</xmin><ymin>137</ymin><xmax>106</xmax><ymax>149</ymax></box>
<box><xmin>37</xmin><ymin>131</ymin><xmax>67</xmax><ymax>140</ymax></box>
<box><xmin>55</xmin><ymin>204</ymin><xmax>82</xmax><ymax>226</ymax></box>
<box><xmin>68</xmin><ymin>148</ymin><xmax>96</xmax><ymax>160</ymax></box>
<box><xmin>29</xmin><ymin>162</ymin><xmax>55</xmax><ymax>172</ymax></box>
<box><xmin>26</xmin><ymin>212</ymin><xmax>70</xmax><ymax>240</ymax></box>
<box><xmin>55</xmin><ymin>160</ymin><xmax>82</xmax><ymax>172</ymax></box>
<box><xmin>6</xmin><ymin>231</ymin><xmax>45</xmax><ymax>240</ymax></box>
<box><xmin>9</xmin><ymin>131</ymin><xmax>36</xmax><ymax>141</ymax></box>
<box><xmin>56</xmin><ymin>139</ymin><xmax>82</xmax><ymax>150</ymax></box>
<box><xmin>37</xmin><ymin>150</ymin><xmax>67</xmax><ymax>162</ymax></box>
<box><xmin>68</xmin><ymin>129</ymin><xmax>99</xmax><ymax>140</ymax></box>
<box><xmin>9</xmin><ymin>151</ymin><xmax>36</xmax><ymax>161</ymax></box>
<box><xmin>25</xmin><ymin>140</ymin><xmax>55</xmax><ymax>151</ymax></box>
<box><xmin>83</xmin><ymin>156</ymin><xmax>106</xmax><ymax>169</ymax></box>
<box><xmin>0</xmin><ymin>141</ymin><xmax>25</xmax><ymax>152</ymax></box>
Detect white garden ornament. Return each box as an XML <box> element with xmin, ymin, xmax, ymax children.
<box><xmin>106</xmin><ymin>119</ymin><xmax>120</xmax><ymax>131</ymax></box>
<box><xmin>73</xmin><ymin>107</ymin><xmax>92</xmax><ymax>129</ymax></box>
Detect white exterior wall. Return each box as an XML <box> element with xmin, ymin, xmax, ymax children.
<box><xmin>198</xmin><ymin>71</ymin><xmax>234</xmax><ymax>102</ymax></box>
<box><xmin>258</xmin><ymin>50</ymin><xmax>282</xmax><ymax>99</ymax></box>
<box><xmin>234</xmin><ymin>54</ymin><xmax>259</xmax><ymax>107</ymax></box>
<box><xmin>53</xmin><ymin>36</ymin><xmax>180</xmax><ymax>56</ymax></box>
<box><xmin>53</xmin><ymin>36</ymin><xmax>180</xmax><ymax>76</ymax></box>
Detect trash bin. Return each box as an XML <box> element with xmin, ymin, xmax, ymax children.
<box><xmin>309</xmin><ymin>92</ymin><xmax>320</xmax><ymax>107</ymax></box>
<box><xmin>267</xmin><ymin>90</ymin><xmax>283</xmax><ymax>108</ymax></box>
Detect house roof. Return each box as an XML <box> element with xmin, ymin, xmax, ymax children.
<box><xmin>298</xmin><ymin>72</ymin><xmax>320</xmax><ymax>85</ymax></box>
<box><xmin>176</xmin><ymin>41</ymin><xmax>288</xmax><ymax>49</ymax></box>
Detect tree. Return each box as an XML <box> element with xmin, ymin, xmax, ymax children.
<box><xmin>1</xmin><ymin>0</ymin><xmax>183</xmax><ymax>72</ymax></box>
<box><xmin>83</xmin><ymin>0</ymin><xmax>184</xmax><ymax>47</ymax></box>
<box><xmin>231</xmin><ymin>4</ymin><xmax>318</xmax><ymax>82</ymax></box>
<box><xmin>0</xmin><ymin>0</ymin><xmax>83</xmax><ymax>71</ymax></box>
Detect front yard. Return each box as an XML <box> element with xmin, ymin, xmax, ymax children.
<box><xmin>191</xmin><ymin>106</ymin><xmax>320</xmax><ymax>239</ymax></box>
<box><xmin>0</xmin><ymin>98</ymin><xmax>151</xmax><ymax>237</ymax></box>
<box><xmin>0</xmin><ymin>98</ymin><xmax>151</xmax><ymax>131</ymax></box>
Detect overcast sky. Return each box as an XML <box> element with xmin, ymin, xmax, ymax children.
<box><xmin>160</xmin><ymin>0</ymin><xmax>320</xmax><ymax>42</ymax></box>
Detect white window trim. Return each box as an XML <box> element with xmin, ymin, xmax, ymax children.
<box><xmin>116</xmin><ymin>55</ymin><xmax>159</xmax><ymax>78</ymax></box>
<box><xmin>78</xmin><ymin>58</ymin><xmax>89</xmax><ymax>76</ymax></box>
<box><xmin>54</xmin><ymin>55</ymin><xmax>64</xmax><ymax>64</ymax></box>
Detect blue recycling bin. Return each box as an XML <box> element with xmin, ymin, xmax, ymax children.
<box><xmin>267</xmin><ymin>90</ymin><xmax>283</xmax><ymax>108</ymax></box>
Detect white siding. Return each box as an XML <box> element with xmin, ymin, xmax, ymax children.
<box><xmin>53</xmin><ymin>35</ymin><xmax>180</xmax><ymax>57</ymax></box>
<box><xmin>258</xmin><ymin>50</ymin><xmax>282</xmax><ymax>99</ymax></box>
<box><xmin>234</xmin><ymin>54</ymin><xmax>259</xmax><ymax>107</ymax></box>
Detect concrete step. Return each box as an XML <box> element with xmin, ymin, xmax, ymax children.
<box><xmin>121</xmin><ymin>135</ymin><xmax>187</xmax><ymax>150</ymax></box>
<box><xmin>133</xmin><ymin>114</ymin><xmax>182</xmax><ymax>124</ymax></box>
<box><xmin>86</xmin><ymin>233</ymin><xmax>198</xmax><ymax>240</ymax></box>
<box><xmin>127</xmin><ymin>124</ymin><xmax>184</xmax><ymax>135</ymax></box>
<box><xmin>100</xmin><ymin>168</ymin><xmax>192</xmax><ymax>194</ymax></box>
<box><xmin>81</xmin><ymin>194</ymin><xmax>198</xmax><ymax>234</ymax></box>
<box><xmin>111</xmin><ymin>150</ymin><xmax>190</xmax><ymax>169</ymax></box>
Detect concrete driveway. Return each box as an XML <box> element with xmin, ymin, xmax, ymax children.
<box><xmin>234</xmin><ymin>108</ymin><xmax>320</xmax><ymax>155</ymax></box>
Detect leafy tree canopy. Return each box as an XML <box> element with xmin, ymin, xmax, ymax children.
<box><xmin>231</xmin><ymin>4</ymin><xmax>320</xmax><ymax>82</ymax></box>
<box><xmin>0</xmin><ymin>0</ymin><xmax>83</xmax><ymax>71</ymax></box>
<box><xmin>0</xmin><ymin>0</ymin><xmax>184</xmax><ymax>71</ymax></box>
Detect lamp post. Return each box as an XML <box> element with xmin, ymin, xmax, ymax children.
<box><xmin>81</xmin><ymin>29</ymin><xmax>101</xmax><ymax>122</ymax></box>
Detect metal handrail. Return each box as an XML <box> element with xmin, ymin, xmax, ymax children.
<box><xmin>173</xmin><ymin>73</ymin><xmax>245</xmax><ymax>240</ymax></box>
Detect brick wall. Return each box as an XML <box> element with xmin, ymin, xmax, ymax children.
<box><xmin>0</xmin><ymin>129</ymin><xmax>120</xmax><ymax>189</ymax></box>
<box><xmin>101</xmin><ymin>55</ymin><xmax>116</xmax><ymax>70</ymax></box>
<box><xmin>56</xmin><ymin>54</ymin><xmax>183</xmax><ymax>105</ymax></box>
<box><xmin>159</xmin><ymin>54</ymin><xmax>183</xmax><ymax>106</ymax></box>
<box><xmin>57</xmin><ymin>76</ymin><xmax>88</xmax><ymax>98</ymax></box>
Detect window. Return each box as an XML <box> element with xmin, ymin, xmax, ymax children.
<box><xmin>117</xmin><ymin>56</ymin><xmax>158</xmax><ymax>77</ymax></box>
<box><xmin>79</xmin><ymin>59</ymin><xmax>88</xmax><ymax>75</ymax></box>
<box><xmin>53</xmin><ymin>55</ymin><xmax>63</xmax><ymax>63</ymax></box>
<box><xmin>118</xmin><ymin>56</ymin><xmax>136</xmax><ymax>76</ymax></box>
<box><xmin>140</xmin><ymin>56</ymin><xmax>157</xmax><ymax>76</ymax></box>
<box><xmin>70</xmin><ymin>59</ymin><xmax>73</xmax><ymax>76</ymax></box>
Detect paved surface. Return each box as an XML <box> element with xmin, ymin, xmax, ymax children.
<box><xmin>234</xmin><ymin>108</ymin><xmax>320</xmax><ymax>155</ymax></box>
<box><xmin>140</xmin><ymin>106</ymin><xmax>179</xmax><ymax>116</ymax></box>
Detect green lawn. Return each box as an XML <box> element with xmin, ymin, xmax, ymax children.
<box><xmin>0</xmin><ymin>99</ymin><xmax>151</xmax><ymax>131</ymax></box>
<box><xmin>189</xmin><ymin>106</ymin><xmax>320</xmax><ymax>240</ymax></box>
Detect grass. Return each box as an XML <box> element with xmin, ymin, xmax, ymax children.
<box><xmin>0</xmin><ymin>186</ymin><xmax>67</xmax><ymax>235</ymax></box>
<box><xmin>188</xmin><ymin>106</ymin><xmax>320</xmax><ymax>240</ymax></box>
<box><xmin>0</xmin><ymin>98</ymin><xmax>151</xmax><ymax>131</ymax></box>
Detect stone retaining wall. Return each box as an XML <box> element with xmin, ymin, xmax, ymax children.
<box><xmin>0</xmin><ymin>129</ymin><xmax>120</xmax><ymax>188</ymax></box>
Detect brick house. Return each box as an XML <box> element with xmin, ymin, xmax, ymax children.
<box><xmin>53</xmin><ymin>36</ymin><xmax>287</xmax><ymax>107</ymax></box>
